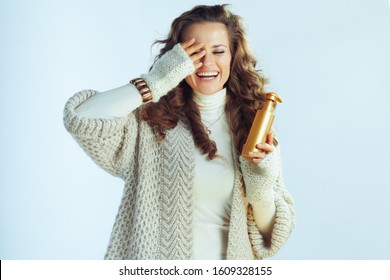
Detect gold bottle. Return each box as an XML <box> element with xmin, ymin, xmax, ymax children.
<box><xmin>241</xmin><ymin>92</ymin><xmax>282</xmax><ymax>160</ymax></box>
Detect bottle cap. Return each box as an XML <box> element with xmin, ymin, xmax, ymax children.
<box><xmin>266</xmin><ymin>92</ymin><xmax>283</xmax><ymax>103</ymax></box>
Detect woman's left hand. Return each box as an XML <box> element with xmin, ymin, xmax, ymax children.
<box><xmin>244</xmin><ymin>132</ymin><xmax>275</xmax><ymax>164</ymax></box>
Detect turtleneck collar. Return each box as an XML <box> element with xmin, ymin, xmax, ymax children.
<box><xmin>193</xmin><ymin>88</ymin><xmax>227</xmax><ymax>112</ymax></box>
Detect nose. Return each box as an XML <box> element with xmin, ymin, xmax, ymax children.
<box><xmin>200</xmin><ymin>51</ymin><xmax>214</xmax><ymax>66</ymax></box>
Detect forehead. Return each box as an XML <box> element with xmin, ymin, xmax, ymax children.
<box><xmin>183</xmin><ymin>22</ymin><xmax>230</xmax><ymax>45</ymax></box>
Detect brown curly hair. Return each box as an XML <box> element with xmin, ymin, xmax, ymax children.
<box><xmin>141</xmin><ymin>4</ymin><xmax>269</xmax><ymax>160</ymax></box>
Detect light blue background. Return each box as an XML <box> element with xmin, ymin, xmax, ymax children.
<box><xmin>1</xmin><ymin>0</ymin><xmax>389</xmax><ymax>259</ymax></box>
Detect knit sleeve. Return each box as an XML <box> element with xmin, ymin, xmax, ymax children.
<box><xmin>63</xmin><ymin>89</ymin><xmax>139</xmax><ymax>179</ymax></box>
<box><xmin>240</xmin><ymin>142</ymin><xmax>296</xmax><ymax>259</ymax></box>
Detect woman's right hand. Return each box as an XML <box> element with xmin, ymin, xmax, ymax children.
<box><xmin>140</xmin><ymin>40</ymin><xmax>198</xmax><ymax>102</ymax></box>
<box><xmin>181</xmin><ymin>38</ymin><xmax>206</xmax><ymax>70</ymax></box>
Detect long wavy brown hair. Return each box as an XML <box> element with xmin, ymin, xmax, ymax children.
<box><xmin>141</xmin><ymin>4</ymin><xmax>270</xmax><ymax>160</ymax></box>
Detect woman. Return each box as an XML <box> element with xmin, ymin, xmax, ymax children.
<box><xmin>64</xmin><ymin>4</ymin><xmax>295</xmax><ymax>260</ymax></box>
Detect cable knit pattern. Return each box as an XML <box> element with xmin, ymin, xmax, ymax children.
<box><xmin>141</xmin><ymin>43</ymin><xmax>195</xmax><ymax>102</ymax></box>
<box><xmin>160</xmin><ymin>123</ymin><xmax>195</xmax><ymax>259</ymax></box>
<box><xmin>63</xmin><ymin>90</ymin><xmax>295</xmax><ymax>259</ymax></box>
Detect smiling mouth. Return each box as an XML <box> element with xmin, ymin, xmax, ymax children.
<box><xmin>196</xmin><ymin>71</ymin><xmax>219</xmax><ymax>80</ymax></box>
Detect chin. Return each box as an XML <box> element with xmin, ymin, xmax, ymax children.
<box><xmin>194</xmin><ymin>85</ymin><xmax>223</xmax><ymax>95</ymax></box>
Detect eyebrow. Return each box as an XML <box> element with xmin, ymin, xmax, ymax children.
<box><xmin>212</xmin><ymin>44</ymin><xmax>228</xmax><ymax>48</ymax></box>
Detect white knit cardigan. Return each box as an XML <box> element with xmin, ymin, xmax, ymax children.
<box><xmin>63</xmin><ymin>89</ymin><xmax>295</xmax><ymax>260</ymax></box>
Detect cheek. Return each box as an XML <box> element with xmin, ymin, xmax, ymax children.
<box><xmin>220</xmin><ymin>56</ymin><xmax>231</xmax><ymax>75</ymax></box>
<box><xmin>222</xmin><ymin>61</ymin><xmax>231</xmax><ymax>79</ymax></box>
<box><xmin>185</xmin><ymin>75</ymin><xmax>196</xmax><ymax>87</ymax></box>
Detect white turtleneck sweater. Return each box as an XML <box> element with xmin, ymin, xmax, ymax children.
<box><xmin>75</xmin><ymin>85</ymin><xmax>238</xmax><ymax>259</ymax></box>
<box><xmin>192</xmin><ymin>88</ymin><xmax>234</xmax><ymax>260</ymax></box>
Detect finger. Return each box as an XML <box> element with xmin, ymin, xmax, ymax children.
<box><xmin>241</xmin><ymin>150</ymin><xmax>266</xmax><ymax>164</ymax></box>
<box><xmin>185</xmin><ymin>42</ymin><xmax>205</xmax><ymax>56</ymax></box>
<box><xmin>181</xmin><ymin>38</ymin><xmax>196</xmax><ymax>49</ymax></box>
<box><xmin>194</xmin><ymin>61</ymin><xmax>203</xmax><ymax>69</ymax></box>
<box><xmin>190</xmin><ymin>49</ymin><xmax>206</xmax><ymax>62</ymax></box>
<box><xmin>266</xmin><ymin>132</ymin><xmax>274</xmax><ymax>146</ymax></box>
<box><xmin>248</xmin><ymin>151</ymin><xmax>267</xmax><ymax>160</ymax></box>
<box><xmin>250</xmin><ymin>154</ymin><xmax>266</xmax><ymax>164</ymax></box>
<box><xmin>255</xmin><ymin>143</ymin><xmax>274</xmax><ymax>154</ymax></box>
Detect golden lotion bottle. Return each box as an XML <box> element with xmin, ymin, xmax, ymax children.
<box><xmin>241</xmin><ymin>92</ymin><xmax>282</xmax><ymax>160</ymax></box>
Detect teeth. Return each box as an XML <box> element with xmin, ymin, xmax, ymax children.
<box><xmin>197</xmin><ymin>72</ymin><xmax>219</xmax><ymax>77</ymax></box>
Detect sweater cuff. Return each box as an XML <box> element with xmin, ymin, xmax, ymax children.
<box><xmin>141</xmin><ymin>43</ymin><xmax>194</xmax><ymax>102</ymax></box>
<box><xmin>239</xmin><ymin>155</ymin><xmax>278</xmax><ymax>206</ymax></box>
<box><xmin>239</xmin><ymin>151</ymin><xmax>278</xmax><ymax>177</ymax></box>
